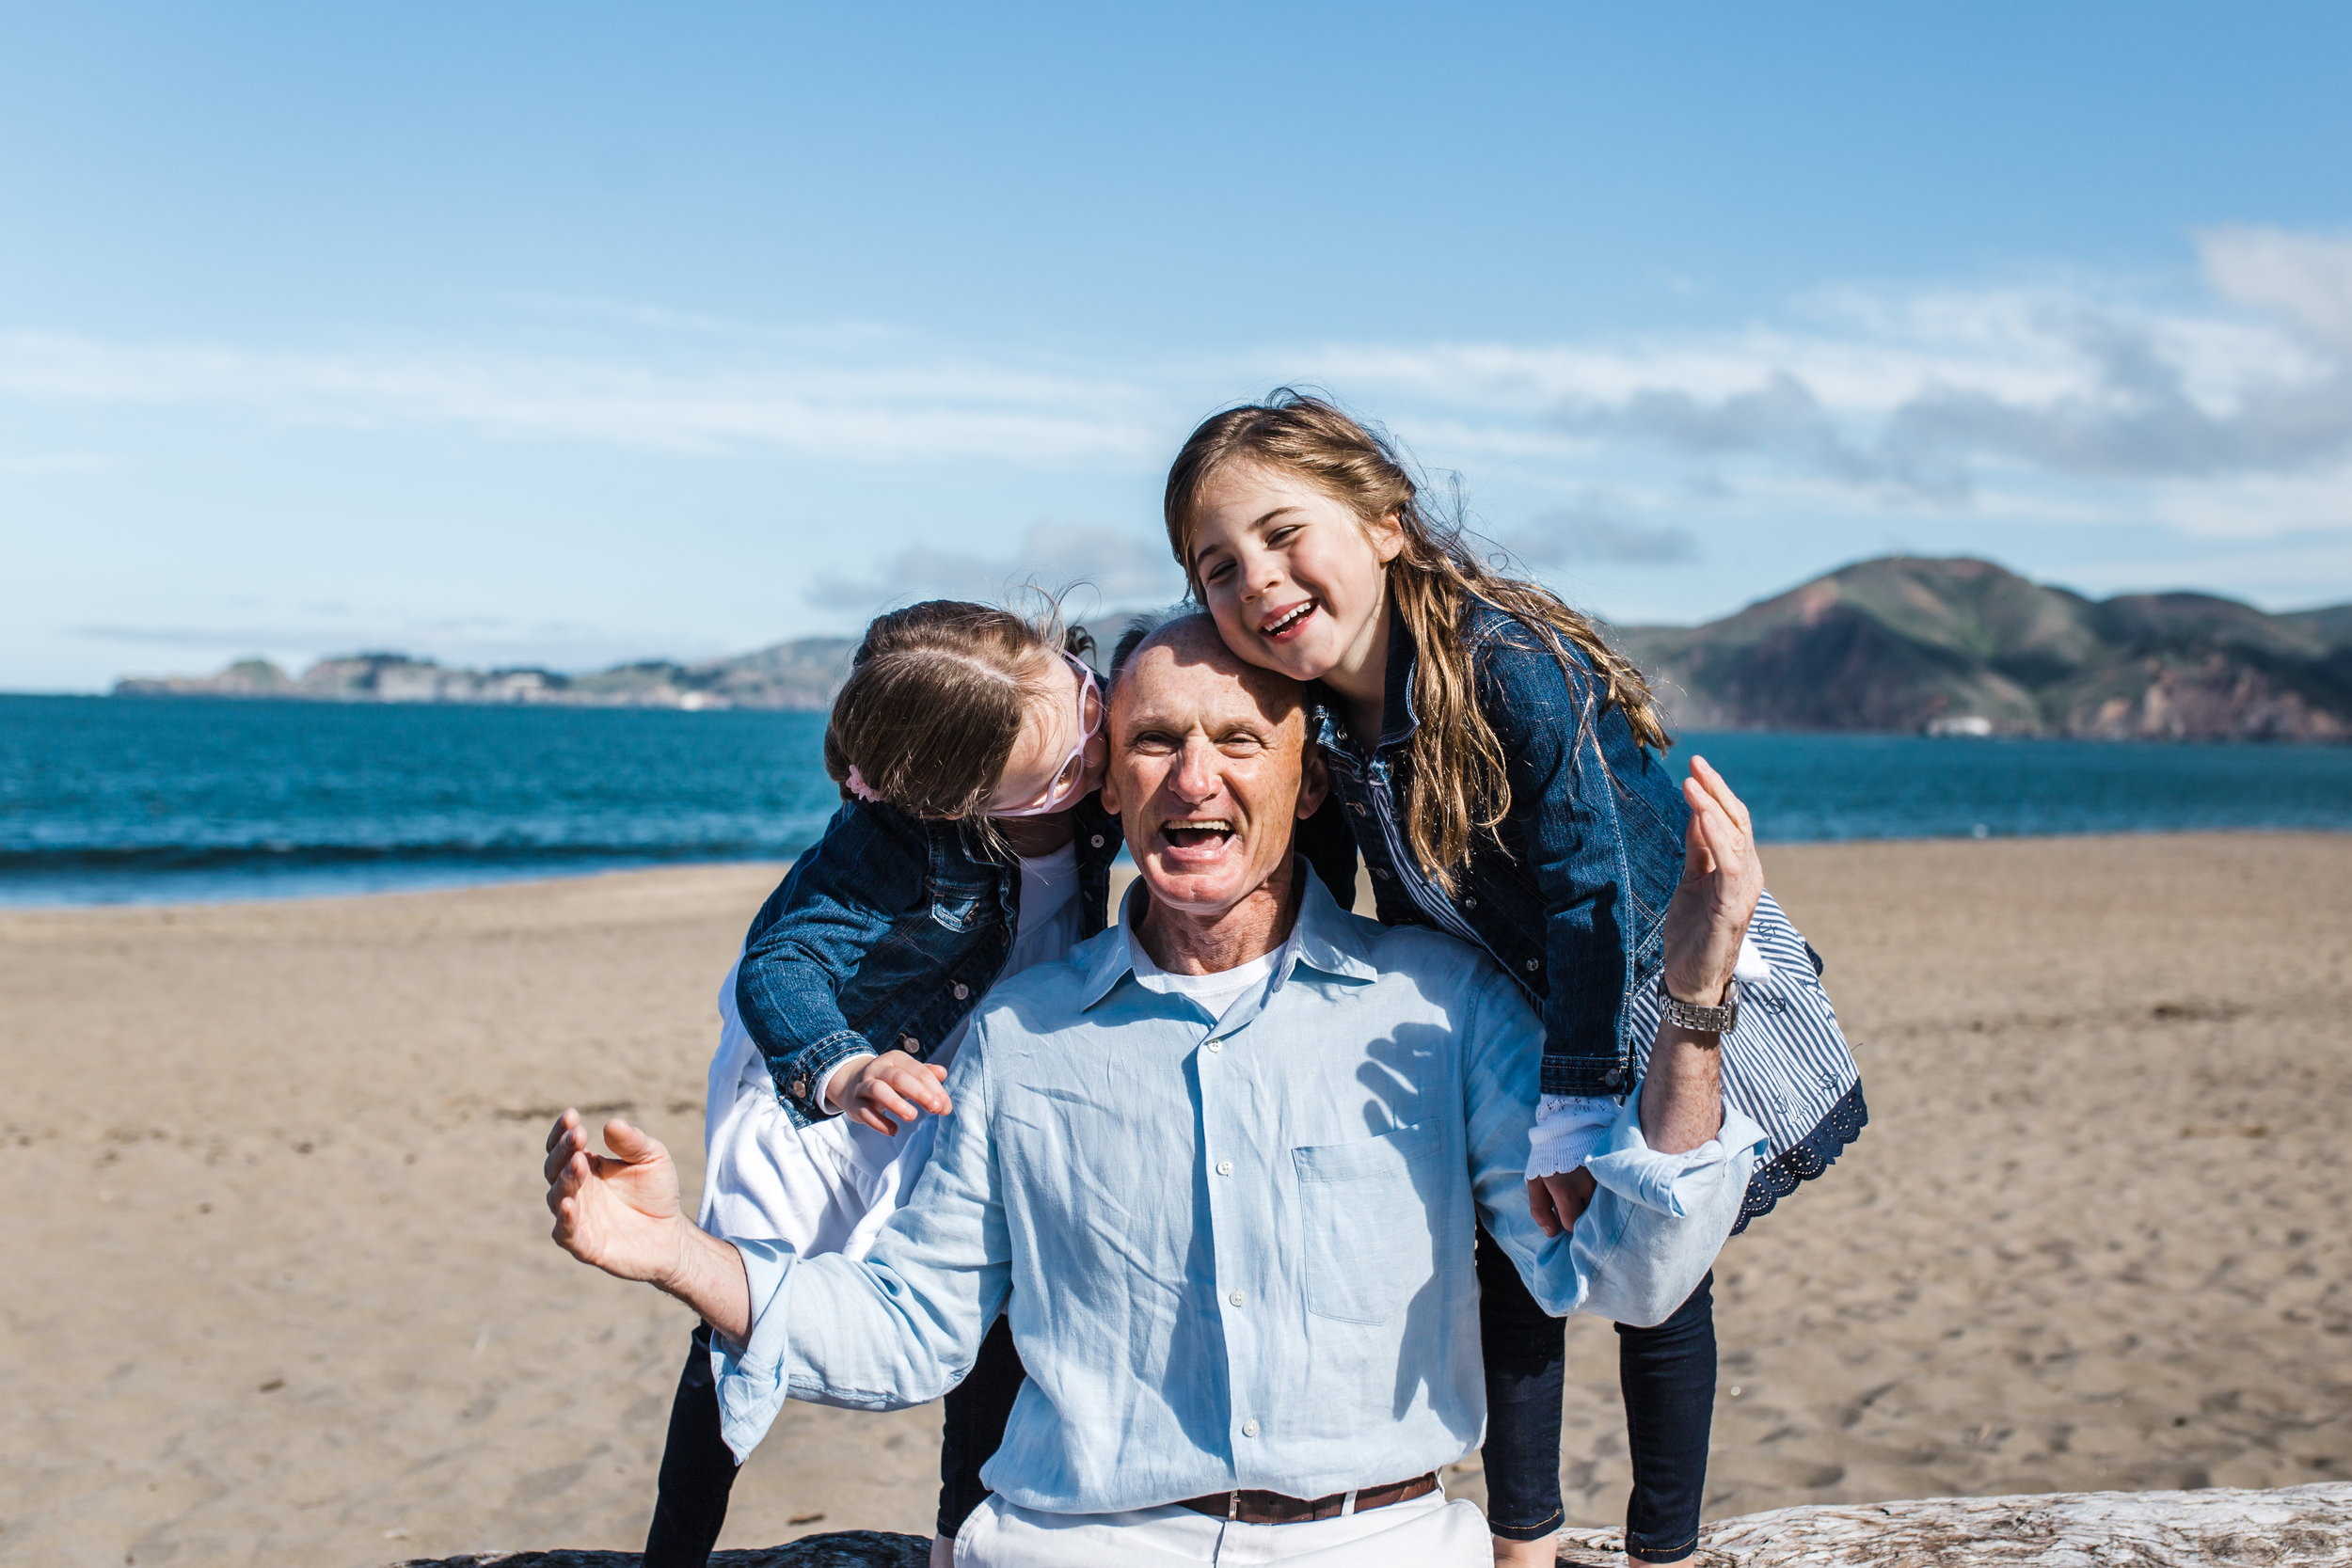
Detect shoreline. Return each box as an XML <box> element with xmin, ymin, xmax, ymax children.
<box><xmin>6</xmin><ymin>823</ymin><xmax>2351</xmax><ymax>914</ymax></box>
<box><xmin>6</xmin><ymin>833</ymin><xmax>2348</xmax><ymax>1567</ymax></box>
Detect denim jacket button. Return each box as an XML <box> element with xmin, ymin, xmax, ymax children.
<box><xmin>1524</xmin><ymin>958</ymin><xmax>1539</xmax><ymax>972</ymax></box>
<box><xmin>1464</xmin><ymin>895</ymin><xmax>1477</xmax><ymax>908</ymax></box>
<box><xmin>952</xmin><ymin>982</ymin><xmax>969</xmax><ymax>1000</ymax></box>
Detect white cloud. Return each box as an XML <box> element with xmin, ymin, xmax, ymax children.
<box><xmin>4</xmin><ymin>227</ymin><xmax>2348</xmax><ymax>541</ymax></box>
<box><xmin>0</xmin><ymin>332</ymin><xmax>1162</xmax><ymax>466</ymax></box>
<box><xmin>2200</xmin><ymin>227</ymin><xmax>2352</xmax><ymax>354</ymax></box>
<box><xmin>807</xmin><ymin>521</ymin><xmax>1185</xmax><ymax>616</ymax></box>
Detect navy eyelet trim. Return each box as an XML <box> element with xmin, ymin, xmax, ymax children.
<box><xmin>1729</xmin><ymin>1080</ymin><xmax>1867</xmax><ymax>1236</ymax></box>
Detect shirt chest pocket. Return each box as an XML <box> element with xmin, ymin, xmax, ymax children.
<box><xmin>1290</xmin><ymin>1124</ymin><xmax>1444</xmax><ymax>1325</ymax></box>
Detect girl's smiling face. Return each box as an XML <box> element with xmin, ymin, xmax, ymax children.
<box><xmin>1185</xmin><ymin>461</ymin><xmax>1404</xmax><ymax>688</ymax></box>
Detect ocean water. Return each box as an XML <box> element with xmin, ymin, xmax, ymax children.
<box><xmin>5</xmin><ymin>693</ymin><xmax>2350</xmax><ymax>907</ymax></box>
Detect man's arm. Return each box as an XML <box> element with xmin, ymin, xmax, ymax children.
<box><xmin>1465</xmin><ymin>975</ymin><xmax>1765</xmax><ymax>1328</ymax></box>
<box><xmin>544</xmin><ymin>1109</ymin><xmax>754</xmax><ymax>1340</ymax></box>
<box><xmin>544</xmin><ymin>1024</ymin><xmax>1012</xmax><ymax>1448</ymax></box>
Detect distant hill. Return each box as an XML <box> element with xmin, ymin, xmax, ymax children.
<box><xmin>1612</xmin><ymin>557</ymin><xmax>2352</xmax><ymax>742</ymax></box>
<box><xmin>114</xmin><ymin>637</ymin><xmax>859</xmax><ymax>711</ymax></box>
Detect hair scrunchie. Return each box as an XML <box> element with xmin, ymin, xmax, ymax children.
<box><xmin>844</xmin><ymin>766</ymin><xmax>883</xmax><ymax>803</ymax></box>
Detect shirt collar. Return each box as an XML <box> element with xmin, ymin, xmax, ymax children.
<box><xmin>1078</xmin><ymin>855</ymin><xmax>1378</xmax><ymax>1011</ymax></box>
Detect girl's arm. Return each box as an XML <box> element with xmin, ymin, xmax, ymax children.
<box><xmin>734</xmin><ymin>800</ymin><xmax>931</xmax><ymax>1123</ymax></box>
<box><xmin>1474</xmin><ymin>630</ymin><xmax>1692</xmax><ymax>1101</ymax></box>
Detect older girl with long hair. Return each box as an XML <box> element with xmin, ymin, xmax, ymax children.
<box><xmin>1164</xmin><ymin>391</ymin><xmax>1865</xmax><ymax>1567</ymax></box>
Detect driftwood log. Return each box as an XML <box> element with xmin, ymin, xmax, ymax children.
<box><xmin>389</xmin><ymin>1483</ymin><xmax>2352</xmax><ymax>1568</ymax></box>
<box><xmin>385</xmin><ymin>1532</ymin><xmax>930</xmax><ymax>1568</ymax></box>
<box><xmin>1558</xmin><ymin>1483</ymin><xmax>2352</xmax><ymax>1567</ymax></box>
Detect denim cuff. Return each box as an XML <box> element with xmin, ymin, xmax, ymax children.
<box><xmin>771</xmin><ymin>1029</ymin><xmax>882</xmax><ymax>1124</ymax></box>
<box><xmin>1625</xmin><ymin>1527</ymin><xmax>1701</xmax><ymax>1562</ymax></box>
<box><xmin>1539</xmin><ymin>1054</ymin><xmax>1631</xmax><ymax>1099</ymax></box>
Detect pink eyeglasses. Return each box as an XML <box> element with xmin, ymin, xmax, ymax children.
<box><xmin>992</xmin><ymin>649</ymin><xmax>1104</xmax><ymax>818</ymax></box>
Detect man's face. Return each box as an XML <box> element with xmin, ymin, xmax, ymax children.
<box><xmin>1100</xmin><ymin>633</ymin><xmax>1327</xmax><ymax>922</ymax></box>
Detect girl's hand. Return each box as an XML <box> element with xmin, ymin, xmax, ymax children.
<box><xmin>829</xmin><ymin>1050</ymin><xmax>953</xmax><ymax>1135</ymax></box>
<box><xmin>1659</xmin><ymin>755</ymin><xmax>1765</xmax><ymax>1007</ymax></box>
<box><xmin>1528</xmin><ymin>1168</ymin><xmax>1597</xmax><ymax>1238</ymax></box>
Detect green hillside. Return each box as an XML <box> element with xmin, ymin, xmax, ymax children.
<box><xmin>1612</xmin><ymin>557</ymin><xmax>2352</xmax><ymax>742</ymax></box>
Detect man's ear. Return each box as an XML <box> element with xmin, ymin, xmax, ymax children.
<box><xmin>1099</xmin><ymin>765</ymin><xmax>1123</xmax><ymax>816</ymax></box>
<box><xmin>1296</xmin><ymin>741</ymin><xmax>1331</xmax><ymax>820</ymax></box>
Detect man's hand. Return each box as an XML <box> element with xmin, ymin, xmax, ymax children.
<box><xmin>1527</xmin><ymin>1168</ymin><xmax>1597</xmax><ymax>1239</ymax></box>
<box><xmin>544</xmin><ymin>1109</ymin><xmax>755</xmax><ymax>1340</ymax></box>
<box><xmin>545</xmin><ymin>1109</ymin><xmax>691</xmax><ymax>1284</ymax></box>
<box><xmin>828</xmin><ymin>1050</ymin><xmax>952</xmax><ymax>1135</ymax></box>
<box><xmin>1658</xmin><ymin>755</ymin><xmax>1765</xmax><ymax>1007</ymax></box>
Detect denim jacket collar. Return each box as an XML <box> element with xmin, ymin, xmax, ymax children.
<box><xmin>1317</xmin><ymin>598</ymin><xmax>1422</xmax><ymax>757</ymax></box>
<box><xmin>1078</xmin><ymin>859</ymin><xmax>1376</xmax><ymax>1011</ymax></box>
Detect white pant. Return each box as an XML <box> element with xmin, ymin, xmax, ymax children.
<box><xmin>952</xmin><ymin>1491</ymin><xmax>1491</xmax><ymax>1567</ymax></box>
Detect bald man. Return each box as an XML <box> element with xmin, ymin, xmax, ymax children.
<box><xmin>544</xmin><ymin>614</ymin><xmax>1767</xmax><ymax>1567</ymax></box>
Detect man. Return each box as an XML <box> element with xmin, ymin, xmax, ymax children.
<box><xmin>545</xmin><ymin>615</ymin><xmax>1767</xmax><ymax>1565</ymax></box>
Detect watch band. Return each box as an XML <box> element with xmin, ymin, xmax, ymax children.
<box><xmin>1658</xmin><ymin>975</ymin><xmax>1738</xmax><ymax>1036</ymax></box>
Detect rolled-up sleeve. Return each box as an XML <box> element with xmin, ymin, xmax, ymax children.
<box><xmin>1465</xmin><ymin>969</ymin><xmax>1765</xmax><ymax>1327</ymax></box>
<box><xmin>709</xmin><ymin>1030</ymin><xmax>1013</xmax><ymax>1462</ymax></box>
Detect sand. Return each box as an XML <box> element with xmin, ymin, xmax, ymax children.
<box><xmin>2</xmin><ymin>834</ymin><xmax>2346</xmax><ymax>1568</ymax></box>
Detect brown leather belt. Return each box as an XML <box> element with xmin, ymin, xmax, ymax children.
<box><xmin>1175</xmin><ymin>1471</ymin><xmax>1438</xmax><ymax>1526</ymax></box>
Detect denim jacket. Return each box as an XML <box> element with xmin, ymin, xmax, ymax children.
<box><xmin>1311</xmin><ymin>601</ymin><xmax>1691</xmax><ymax>1098</ymax></box>
<box><xmin>735</xmin><ymin>793</ymin><xmax>1125</xmax><ymax>1125</ymax></box>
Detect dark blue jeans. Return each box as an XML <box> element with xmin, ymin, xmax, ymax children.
<box><xmin>643</xmin><ymin>1317</ymin><xmax>1025</xmax><ymax>1566</ymax></box>
<box><xmin>1476</xmin><ymin>1227</ymin><xmax>1716</xmax><ymax>1563</ymax></box>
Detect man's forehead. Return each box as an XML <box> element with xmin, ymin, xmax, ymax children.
<box><xmin>1115</xmin><ymin>641</ymin><xmax>1299</xmax><ymax>730</ymax></box>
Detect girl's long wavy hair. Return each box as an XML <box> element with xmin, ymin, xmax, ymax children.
<box><xmin>822</xmin><ymin>598</ymin><xmax>1091</xmax><ymax>831</ymax></box>
<box><xmin>1163</xmin><ymin>389</ymin><xmax>1670</xmax><ymax>893</ymax></box>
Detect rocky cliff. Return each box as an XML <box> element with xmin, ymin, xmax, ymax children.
<box><xmin>113</xmin><ymin>638</ymin><xmax>858</xmax><ymax>711</ymax></box>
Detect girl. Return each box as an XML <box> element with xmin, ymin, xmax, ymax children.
<box><xmin>648</xmin><ymin>599</ymin><xmax>1118</xmax><ymax>1568</ymax></box>
<box><xmin>1163</xmin><ymin>392</ymin><xmax>1865</xmax><ymax>1568</ymax></box>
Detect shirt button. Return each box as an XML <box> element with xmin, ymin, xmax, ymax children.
<box><xmin>1207</xmin><ymin>1040</ymin><xmax>1223</xmax><ymax>1053</ymax></box>
<box><xmin>1464</xmin><ymin>895</ymin><xmax>1477</xmax><ymax>908</ymax></box>
<box><xmin>1525</xmin><ymin>958</ymin><xmax>1539</xmax><ymax>972</ymax></box>
<box><xmin>1228</xmin><ymin>1291</ymin><xmax>1244</xmax><ymax>1307</ymax></box>
<box><xmin>952</xmin><ymin>982</ymin><xmax>969</xmax><ymax>1000</ymax></box>
<box><xmin>1216</xmin><ymin>1160</ymin><xmax>1233</xmax><ymax>1176</ymax></box>
<box><xmin>1090</xmin><ymin>833</ymin><xmax>1104</xmax><ymax>847</ymax></box>
<box><xmin>1242</xmin><ymin>1420</ymin><xmax>1260</xmax><ymax>1438</ymax></box>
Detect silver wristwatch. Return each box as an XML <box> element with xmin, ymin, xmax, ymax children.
<box><xmin>1658</xmin><ymin>976</ymin><xmax>1739</xmax><ymax>1036</ymax></box>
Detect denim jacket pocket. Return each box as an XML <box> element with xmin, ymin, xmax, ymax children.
<box><xmin>1291</xmin><ymin>1124</ymin><xmax>1443</xmax><ymax>1325</ymax></box>
<box><xmin>927</xmin><ymin>876</ymin><xmax>1000</xmax><ymax>934</ymax></box>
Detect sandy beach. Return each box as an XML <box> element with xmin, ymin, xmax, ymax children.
<box><xmin>3</xmin><ymin>833</ymin><xmax>2346</xmax><ymax>1568</ymax></box>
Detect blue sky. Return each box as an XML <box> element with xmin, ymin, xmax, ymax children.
<box><xmin>5</xmin><ymin>2</ymin><xmax>2350</xmax><ymax>689</ymax></box>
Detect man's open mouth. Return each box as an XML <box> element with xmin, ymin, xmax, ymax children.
<box><xmin>1160</xmin><ymin>817</ymin><xmax>1237</xmax><ymax>850</ymax></box>
<box><xmin>1260</xmin><ymin>600</ymin><xmax>1317</xmax><ymax>640</ymax></box>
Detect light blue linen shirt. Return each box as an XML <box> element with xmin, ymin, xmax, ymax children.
<box><xmin>713</xmin><ymin>869</ymin><xmax>1765</xmax><ymax>1513</ymax></box>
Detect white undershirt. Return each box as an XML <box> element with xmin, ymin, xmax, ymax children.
<box><xmin>1125</xmin><ymin>923</ymin><xmax>1297</xmax><ymax>1023</ymax></box>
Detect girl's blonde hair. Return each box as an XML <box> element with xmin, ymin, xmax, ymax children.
<box><xmin>823</xmin><ymin>599</ymin><xmax>1091</xmax><ymax>823</ymax></box>
<box><xmin>1163</xmin><ymin>389</ymin><xmax>1670</xmax><ymax>893</ymax></box>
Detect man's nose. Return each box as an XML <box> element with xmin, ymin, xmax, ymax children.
<box><xmin>1168</xmin><ymin>736</ymin><xmax>1222</xmax><ymax>801</ymax></box>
